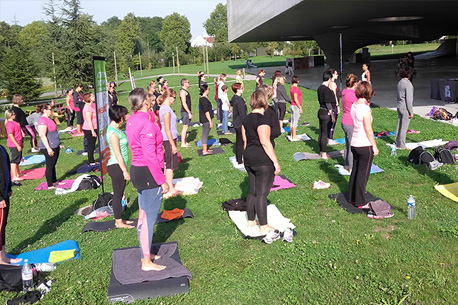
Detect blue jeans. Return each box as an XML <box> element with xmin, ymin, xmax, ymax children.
<box><xmin>137</xmin><ymin>187</ymin><xmax>163</xmax><ymax>259</ymax></box>
<box><xmin>222</xmin><ymin>110</ymin><xmax>229</xmax><ymax>133</ymax></box>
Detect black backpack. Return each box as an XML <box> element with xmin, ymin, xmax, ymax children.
<box><xmin>0</xmin><ymin>265</ymin><xmax>22</xmax><ymax>292</ymax></box>
<box><xmin>433</xmin><ymin>108</ymin><xmax>452</xmax><ymax>120</ymax></box>
<box><xmin>77</xmin><ymin>175</ymin><xmax>101</xmax><ymax>190</ymax></box>
<box><xmin>408</xmin><ymin>146</ymin><xmax>434</xmax><ymax>165</ymax></box>
<box><xmin>434</xmin><ymin>146</ymin><xmax>454</xmax><ymax>164</ymax></box>
<box><xmin>92</xmin><ymin>192</ymin><xmax>113</xmax><ymax>211</ymax></box>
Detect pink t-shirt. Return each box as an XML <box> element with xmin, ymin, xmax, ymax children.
<box><xmin>290</xmin><ymin>86</ymin><xmax>302</xmax><ymax>107</ymax></box>
<box><xmin>6</xmin><ymin>120</ymin><xmax>23</xmax><ymax>147</ymax></box>
<box><xmin>82</xmin><ymin>103</ymin><xmax>97</xmax><ymax>131</ymax></box>
<box><xmin>341</xmin><ymin>89</ymin><xmax>357</xmax><ymax>126</ymax></box>
<box><xmin>350</xmin><ymin>103</ymin><xmax>372</xmax><ymax>147</ymax></box>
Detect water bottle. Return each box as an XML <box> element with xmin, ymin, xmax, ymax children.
<box><xmin>407</xmin><ymin>195</ymin><xmax>416</xmax><ymax>219</ymax></box>
<box><xmin>22</xmin><ymin>259</ymin><xmax>34</xmax><ymax>292</ymax></box>
<box><xmin>391</xmin><ymin>146</ymin><xmax>397</xmax><ymax>156</ymax></box>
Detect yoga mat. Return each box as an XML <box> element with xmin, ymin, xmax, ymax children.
<box><xmin>71</xmin><ymin>132</ymin><xmax>84</xmax><ymax>137</ymax></box>
<box><xmin>334</xmin><ymin>164</ymin><xmax>384</xmax><ymax>176</ymax></box>
<box><xmin>293</xmin><ymin>150</ymin><xmax>344</xmax><ymax>161</ymax></box>
<box><xmin>7</xmin><ymin>240</ymin><xmax>80</xmax><ymax>265</ymax></box>
<box><xmin>328</xmin><ymin>191</ymin><xmax>380</xmax><ymax>214</ymax></box>
<box><xmin>82</xmin><ymin>208</ymin><xmax>194</xmax><ymax>232</ymax></box>
<box><xmin>19</xmin><ymin>167</ymin><xmax>46</xmax><ymax>180</ymax></box>
<box><xmin>334</xmin><ymin>131</ymin><xmax>396</xmax><ymax>144</ymax></box>
<box><xmin>286</xmin><ymin>134</ymin><xmax>311</xmax><ymax>142</ymax></box>
<box><xmin>227</xmin><ymin>204</ymin><xmax>295</xmax><ymax>238</ymax></box>
<box><xmin>35</xmin><ymin>179</ymin><xmax>75</xmax><ymax>191</ymax></box>
<box><xmin>271</xmin><ymin>175</ymin><xmax>297</xmax><ymax>191</ymax></box>
<box><xmin>107</xmin><ymin>242</ymin><xmax>190</xmax><ymax>303</ymax></box>
<box><xmin>197</xmin><ymin>147</ymin><xmax>224</xmax><ymax>156</ymax></box>
<box><xmin>19</xmin><ymin>154</ymin><xmax>45</xmax><ymax>166</ymax></box>
<box><xmin>195</xmin><ymin>138</ymin><xmax>219</xmax><ymax>147</ymax></box>
<box><xmin>228</xmin><ymin>156</ymin><xmax>246</xmax><ymax>172</ymax></box>
<box><xmin>283</xmin><ymin>126</ymin><xmax>291</xmax><ymax>133</ymax></box>
<box><xmin>76</xmin><ymin>149</ymin><xmax>99</xmax><ymax>156</ymax></box>
<box><xmin>435</xmin><ymin>182</ymin><xmax>458</xmax><ymax>203</ymax></box>
<box><xmin>217</xmin><ymin>128</ymin><xmax>235</xmax><ymax>136</ymax></box>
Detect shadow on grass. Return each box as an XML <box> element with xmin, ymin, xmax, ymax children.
<box><xmin>186</xmin><ymin>129</ymin><xmax>198</xmax><ymax>142</ymax></box>
<box><xmin>154</xmin><ymin>196</ymin><xmax>188</xmax><ymax>243</ymax></box>
<box><xmin>12</xmin><ymin>197</ymin><xmax>87</xmax><ymax>254</ymax></box>
<box><xmin>399</xmin><ymin>156</ymin><xmax>455</xmax><ymax>185</ymax></box>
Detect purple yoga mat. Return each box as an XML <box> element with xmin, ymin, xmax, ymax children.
<box><xmin>34</xmin><ymin>179</ymin><xmax>75</xmax><ymax>191</ymax></box>
<box><xmin>270</xmin><ymin>175</ymin><xmax>297</xmax><ymax>192</ymax></box>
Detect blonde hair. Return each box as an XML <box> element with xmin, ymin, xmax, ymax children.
<box><xmin>157</xmin><ymin>88</ymin><xmax>176</xmax><ymax>105</ymax></box>
<box><xmin>260</xmin><ymin>85</ymin><xmax>274</xmax><ymax>99</ymax></box>
<box><xmin>5</xmin><ymin>109</ymin><xmax>15</xmax><ymax>120</ymax></box>
<box><xmin>249</xmin><ymin>90</ymin><xmax>268</xmax><ymax>110</ymax></box>
<box><xmin>277</xmin><ymin>76</ymin><xmax>286</xmax><ymax>85</ymax></box>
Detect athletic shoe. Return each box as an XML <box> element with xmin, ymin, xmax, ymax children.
<box><xmin>301</xmin><ymin>121</ymin><xmax>310</xmax><ymax>126</ymax></box>
<box><xmin>367</xmin><ymin>212</ymin><xmax>394</xmax><ymax>219</ymax></box>
<box><xmin>262</xmin><ymin>229</ymin><xmax>281</xmax><ymax>244</ymax></box>
<box><xmin>11</xmin><ymin>181</ymin><xmax>22</xmax><ymax>187</ymax></box>
<box><xmin>357</xmin><ymin>203</ymin><xmax>371</xmax><ymax>209</ymax></box>
<box><xmin>282</xmin><ymin>228</ymin><xmax>294</xmax><ymax>243</ymax></box>
<box><xmin>82</xmin><ymin>151</ymin><xmax>88</xmax><ymax>156</ymax></box>
<box><xmin>313</xmin><ymin>180</ymin><xmax>330</xmax><ymax>189</ymax></box>
<box><xmin>31</xmin><ymin>148</ymin><xmax>40</xmax><ymax>153</ymax></box>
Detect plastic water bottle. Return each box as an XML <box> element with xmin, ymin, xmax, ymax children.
<box><xmin>391</xmin><ymin>146</ymin><xmax>397</xmax><ymax>156</ymax></box>
<box><xmin>22</xmin><ymin>259</ymin><xmax>34</xmax><ymax>292</ymax></box>
<box><xmin>407</xmin><ymin>195</ymin><xmax>416</xmax><ymax>219</ymax></box>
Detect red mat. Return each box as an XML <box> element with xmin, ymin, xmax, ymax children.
<box><xmin>20</xmin><ymin>167</ymin><xmax>46</xmax><ymax>180</ymax></box>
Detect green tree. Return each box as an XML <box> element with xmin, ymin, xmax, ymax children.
<box><xmin>203</xmin><ymin>3</ymin><xmax>227</xmax><ymax>43</ymax></box>
<box><xmin>0</xmin><ymin>45</ymin><xmax>42</xmax><ymax>102</ymax></box>
<box><xmin>115</xmin><ymin>13</ymin><xmax>140</xmax><ymax>73</ymax></box>
<box><xmin>159</xmin><ymin>12</ymin><xmax>191</xmax><ymax>58</ymax></box>
<box><xmin>17</xmin><ymin>21</ymin><xmax>49</xmax><ymax>74</ymax></box>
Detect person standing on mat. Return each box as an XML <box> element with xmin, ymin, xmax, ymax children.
<box><xmin>242</xmin><ymin>90</ymin><xmax>282</xmax><ymax>243</ymax></box>
<box><xmin>126</xmin><ymin>88</ymin><xmax>168</xmax><ymax>272</ymax></box>
<box><xmin>107</xmin><ymin>105</ymin><xmax>134</xmax><ymax>229</ymax></box>
<box><xmin>65</xmin><ymin>88</ymin><xmax>76</xmax><ymax>131</ymax></box>
<box><xmin>230</xmin><ymin>83</ymin><xmax>247</xmax><ymax>167</ymax></box>
<box><xmin>5</xmin><ymin>110</ymin><xmax>23</xmax><ymax>184</ymax></box>
<box><xmin>327</xmin><ymin>69</ymin><xmax>340</xmax><ymax>144</ymax></box>
<box><xmin>37</xmin><ymin>104</ymin><xmax>61</xmax><ymax>189</ymax></box>
<box><xmin>259</xmin><ymin>85</ymin><xmax>281</xmax><ymax>148</ymax></box>
<box><xmin>199</xmin><ymin>84</ymin><xmax>214</xmax><ymax>155</ymax></box>
<box><xmin>158</xmin><ymin>89</ymin><xmax>183</xmax><ymax>197</ymax></box>
<box><xmin>349</xmin><ymin>82</ymin><xmax>378</xmax><ymax>209</ymax></box>
<box><xmin>82</xmin><ymin>93</ymin><xmax>98</xmax><ymax>165</ymax></box>
<box><xmin>220</xmin><ymin>85</ymin><xmax>232</xmax><ymax>135</ymax></box>
<box><xmin>73</xmin><ymin>83</ymin><xmax>84</xmax><ymax>134</ymax></box>
<box><xmin>179</xmin><ymin>78</ymin><xmax>192</xmax><ymax>147</ymax></box>
<box><xmin>317</xmin><ymin>71</ymin><xmax>336</xmax><ymax>159</ymax></box>
<box><xmin>289</xmin><ymin>75</ymin><xmax>303</xmax><ymax>141</ymax></box>
<box><xmin>395</xmin><ymin>66</ymin><xmax>414</xmax><ymax>150</ymax></box>
<box><xmin>276</xmin><ymin>76</ymin><xmax>290</xmax><ymax>132</ymax></box>
<box><xmin>217</xmin><ymin>74</ymin><xmax>227</xmax><ymax>124</ymax></box>
<box><xmin>341</xmin><ymin>74</ymin><xmax>358</xmax><ymax>171</ymax></box>
<box><xmin>0</xmin><ymin>144</ymin><xmax>22</xmax><ymax>265</ymax></box>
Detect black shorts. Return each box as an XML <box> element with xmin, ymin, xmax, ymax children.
<box><xmin>163</xmin><ymin>139</ymin><xmax>179</xmax><ymax>170</ymax></box>
<box><xmin>8</xmin><ymin>147</ymin><xmax>22</xmax><ymax>164</ymax></box>
<box><xmin>181</xmin><ymin>112</ymin><xmax>191</xmax><ymax>126</ymax></box>
<box><xmin>76</xmin><ymin>110</ymin><xmax>84</xmax><ymax>125</ymax></box>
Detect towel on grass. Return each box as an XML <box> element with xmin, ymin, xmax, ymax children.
<box><xmin>334</xmin><ymin>131</ymin><xmax>396</xmax><ymax>144</ymax></box>
<box><xmin>334</xmin><ymin>164</ymin><xmax>384</xmax><ymax>176</ymax></box>
<box><xmin>386</xmin><ymin>139</ymin><xmax>448</xmax><ymax>150</ymax></box>
<box><xmin>197</xmin><ymin>147</ymin><xmax>224</xmax><ymax>156</ymax></box>
<box><xmin>229</xmin><ymin>156</ymin><xmax>246</xmax><ymax>172</ymax></box>
<box><xmin>20</xmin><ymin>154</ymin><xmax>45</xmax><ymax>166</ymax></box>
<box><xmin>19</xmin><ymin>167</ymin><xmax>46</xmax><ymax>180</ymax></box>
<box><xmin>172</xmin><ymin>177</ymin><xmax>203</xmax><ymax>195</ymax></box>
<box><xmin>286</xmin><ymin>134</ymin><xmax>311</xmax><ymax>142</ymax></box>
<box><xmin>293</xmin><ymin>150</ymin><xmax>344</xmax><ymax>161</ymax></box>
<box><xmin>271</xmin><ymin>175</ymin><xmax>296</xmax><ymax>191</ymax></box>
<box><xmin>35</xmin><ymin>179</ymin><xmax>75</xmax><ymax>191</ymax></box>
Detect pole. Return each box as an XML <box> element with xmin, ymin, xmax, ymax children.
<box><xmin>202</xmin><ymin>46</ymin><xmax>205</xmax><ymax>71</ymax></box>
<box><xmin>339</xmin><ymin>32</ymin><xmax>343</xmax><ymax>91</ymax></box>
<box><xmin>52</xmin><ymin>52</ymin><xmax>57</xmax><ymax>96</ymax></box>
<box><xmin>114</xmin><ymin>51</ymin><xmax>118</xmax><ymax>82</ymax></box>
<box><xmin>205</xmin><ymin>44</ymin><xmax>209</xmax><ymax>75</ymax></box>
<box><xmin>139</xmin><ymin>52</ymin><xmax>142</xmax><ymax>76</ymax></box>
<box><xmin>176</xmin><ymin>46</ymin><xmax>180</xmax><ymax>75</ymax></box>
<box><xmin>172</xmin><ymin>53</ymin><xmax>175</xmax><ymax>74</ymax></box>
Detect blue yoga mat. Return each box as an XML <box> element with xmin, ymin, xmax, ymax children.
<box><xmin>195</xmin><ymin>138</ymin><xmax>219</xmax><ymax>147</ymax></box>
<box><xmin>20</xmin><ymin>154</ymin><xmax>46</xmax><ymax>166</ymax></box>
<box><xmin>283</xmin><ymin>126</ymin><xmax>291</xmax><ymax>133</ymax></box>
<box><xmin>335</xmin><ymin>164</ymin><xmax>384</xmax><ymax>176</ymax></box>
<box><xmin>7</xmin><ymin>240</ymin><xmax>80</xmax><ymax>265</ymax></box>
<box><xmin>334</xmin><ymin>132</ymin><xmax>395</xmax><ymax>145</ymax></box>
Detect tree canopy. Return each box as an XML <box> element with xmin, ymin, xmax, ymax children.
<box><xmin>160</xmin><ymin>12</ymin><xmax>191</xmax><ymax>55</ymax></box>
<box><xmin>203</xmin><ymin>3</ymin><xmax>227</xmax><ymax>43</ymax></box>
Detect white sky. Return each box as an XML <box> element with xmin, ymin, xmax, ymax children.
<box><xmin>0</xmin><ymin>0</ymin><xmax>225</xmax><ymax>40</ymax></box>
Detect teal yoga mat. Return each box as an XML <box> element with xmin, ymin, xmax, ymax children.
<box><xmin>7</xmin><ymin>240</ymin><xmax>80</xmax><ymax>265</ymax></box>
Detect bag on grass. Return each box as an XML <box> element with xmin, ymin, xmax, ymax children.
<box><xmin>0</xmin><ymin>265</ymin><xmax>23</xmax><ymax>292</ymax></box>
<box><xmin>77</xmin><ymin>175</ymin><xmax>101</xmax><ymax>190</ymax></box>
<box><xmin>408</xmin><ymin>146</ymin><xmax>434</xmax><ymax>165</ymax></box>
<box><xmin>433</xmin><ymin>108</ymin><xmax>452</xmax><ymax>120</ymax></box>
<box><xmin>434</xmin><ymin>146</ymin><xmax>454</xmax><ymax>164</ymax></box>
<box><xmin>92</xmin><ymin>192</ymin><xmax>113</xmax><ymax>211</ymax></box>
<box><xmin>222</xmin><ymin>197</ymin><xmax>247</xmax><ymax>211</ymax></box>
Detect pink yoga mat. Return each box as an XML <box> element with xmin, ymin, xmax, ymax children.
<box><xmin>271</xmin><ymin>175</ymin><xmax>297</xmax><ymax>192</ymax></box>
<box><xmin>34</xmin><ymin>179</ymin><xmax>75</xmax><ymax>191</ymax></box>
<box><xmin>20</xmin><ymin>167</ymin><xmax>46</xmax><ymax>180</ymax></box>
<box><xmin>72</xmin><ymin>132</ymin><xmax>84</xmax><ymax>137</ymax></box>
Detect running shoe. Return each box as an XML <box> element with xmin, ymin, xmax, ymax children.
<box><xmin>282</xmin><ymin>228</ymin><xmax>294</xmax><ymax>243</ymax></box>
<box><xmin>262</xmin><ymin>229</ymin><xmax>281</xmax><ymax>244</ymax></box>
<box><xmin>313</xmin><ymin>180</ymin><xmax>330</xmax><ymax>189</ymax></box>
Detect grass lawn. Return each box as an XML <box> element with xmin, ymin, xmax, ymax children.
<box><xmin>0</xmin><ymin>70</ymin><xmax>457</xmax><ymax>305</ymax></box>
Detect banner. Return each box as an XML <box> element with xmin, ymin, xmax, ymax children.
<box><xmin>129</xmin><ymin>67</ymin><xmax>136</xmax><ymax>89</ymax></box>
<box><xmin>92</xmin><ymin>56</ymin><xmax>111</xmax><ymax>181</ymax></box>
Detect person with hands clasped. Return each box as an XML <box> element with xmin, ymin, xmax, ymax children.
<box><xmin>199</xmin><ymin>84</ymin><xmax>214</xmax><ymax>155</ymax></box>
<box><xmin>349</xmin><ymin>82</ymin><xmax>379</xmax><ymax>209</ymax></box>
<box><xmin>290</xmin><ymin>75</ymin><xmax>303</xmax><ymax>141</ymax></box>
<box><xmin>5</xmin><ymin>110</ymin><xmax>23</xmax><ymax>184</ymax></box>
<box><xmin>82</xmin><ymin>93</ymin><xmax>98</xmax><ymax>165</ymax></box>
<box><xmin>179</xmin><ymin>78</ymin><xmax>192</xmax><ymax>147</ymax></box>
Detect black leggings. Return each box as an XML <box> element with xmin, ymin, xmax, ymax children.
<box><xmin>278</xmin><ymin>103</ymin><xmax>286</xmax><ymax>120</ymax></box>
<box><xmin>0</xmin><ymin>197</ymin><xmax>9</xmax><ymax>250</ymax></box>
<box><xmin>66</xmin><ymin>109</ymin><xmax>75</xmax><ymax>127</ymax></box>
<box><xmin>349</xmin><ymin>146</ymin><xmax>374</xmax><ymax>206</ymax></box>
<box><xmin>83</xmin><ymin>129</ymin><xmax>98</xmax><ymax>163</ymax></box>
<box><xmin>107</xmin><ymin>164</ymin><xmax>126</xmax><ymax>220</ymax></box>
<box><xmin>235</xmin><ymin>127</ymin><xmax>244</xmax><ymax>164</ymax></box>
<box><xmin>328</xmin><ymin>106</ymin><xmax>339</xmax><ymax>139</ymax></box>
<box><xmin>245</xmin><ymin>164</ymin><xmax>275</xmax><ymax>226</ymax></box>
<box><xmin>317</xmin><ymin>108</ymin><xmax>332</xmax><ymax>153</ymax></box>
<box><xmin>41</xmin><ymin>147</ymin><xmax>60</xmax><ymax>187</ymax></box>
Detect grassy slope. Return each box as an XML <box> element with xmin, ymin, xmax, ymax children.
<box><xmin>0</xmin><ymin>59</ymin><xmax>457</xmax><ymax>304</ymax></box>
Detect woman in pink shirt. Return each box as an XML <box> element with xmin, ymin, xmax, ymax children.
<box><xmin>82</xmin><ymin>93</ymin><xmax>98</xmax><ymax>165</ymax></box>
<box><xmin>126</xmin><ymin>88</ymin><xmax>169</xmax><ymax>272</ymax></box>
<box><xmin>5</xmin><ymin>110</ymin><xmax>23</xmax><ymax>183</ymax></box>
<box><xmin>65</xmin><ymin>88</ymin><xmax>76</xmax><ymax>130</ymax></box>
<box><xmin>38</xmin><ymin>104</ymin><xmax>61</xmax><ymax>188</ymax></box>
<box><xmin>289</xmin><ymin>75</ymin><xmax>303</xmax><ymax>140</ymax></box>
<box><xmin>341</xmin><ymin>74</ymin><xmax>358</xmax><ymax>171</ymax></box>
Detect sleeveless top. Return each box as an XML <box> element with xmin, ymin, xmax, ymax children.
<box><xmin>180</xmin><ymin>88</ymin><xmax>191</xmax><ymax>113</ymax></box>
<box><xmin>362</xmin><ymin>71</ymin><xmax>368</xmax><ymax>82</ymax></box>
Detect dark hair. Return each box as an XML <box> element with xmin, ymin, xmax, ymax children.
<box><xmin>291</xmin><ymin>75</ymin><xmax>299</xmax><ymax>84</ymax></box>
<box><xmin>200</xmin><ymin>84</ymin><xmax>209</xmax><ymax>96</ymax></box>
<box><xmin>12</xmin><ymin>94</ymin><xmax>22</xmax><ymax>104</ymax></box>
<box><xmin>355</xmin><ymin>81</ymin><xmax>374</xmax><ymax>101</ymax></box>
<box><xmin>147</xmin><ymin>84</ymin><xmax>154</xmax><ymax>92</ymax></box>
<box><xmin>83</xmin><ymin>92</ymin><xmax>92</xmax><ymax>103</ymax></box>
<box><xmin>74</xmin><ymin>83</ymin><xmax>84</xmax><ymax>89</ymax></box>
<box><xmin>250</xmin><ymin>89</ymin><xmax>268</xmax><ymax>110</ymax></box>
<box><xmin>129</xmin><ymin>88</ymin><xmax>146</xmax><ymax>112</ymax></box>
<box><xmin>221</xmin><ymin>85</ymin><xmax>228</xmax><ymax>91</ymax></box>
<box><xmin>156</xmin><ymin>76</ymin><xmax>163</xmax><ymax>82</ymax></box>
<box><xmin>40</xmin><ymin>103</ymin><xmax>52</xmax><ymax>113</ymax></box>
<box><xmin>345</xmin><ymin>74</ymin><xmax>358</xmax><ymax>88</ymax></box>
<box><xmin>399</xmin><ymin>66</ymin><xmax>413</xmax><ymax>79</ymax></box>
<box><xmin>66</xmin><ymin>88</ymin><xmax>73</xmax><ymax>94</ymax></box>
<box><xmin>231</xmin><ymin>83</ymin><xmax>242</xmax><ymax>93</ymax></box>
<box><xmin>328</xmin><ymin>68</ymin><xmax>337</xmax><ymax>75</ymax></box>
<box><xmin>322</xmin><ymin>71</ymin><xmax>333</xmax><ymax>81</ymax></box>
<box><xmin>181</xmin><ymin>78</ymin><xmax>188</xmax><ymax>86</ymax></box>
<box><xmin>109</xmin><ymin>105</ymin><xmax>128</xmax><ymax>123</ymax></box>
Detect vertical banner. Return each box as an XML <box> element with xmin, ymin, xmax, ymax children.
<box><xmin>92</xmin><ymin>56</ymin><xmax>111</xmax><ymax>191</ymax></box>
<box><xmin>129</xmin><ymin>67</ymin><xmax>136</xmax><ymax>89</ymax></box>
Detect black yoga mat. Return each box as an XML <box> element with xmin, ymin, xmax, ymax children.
<box><xmin>197</xmin><ymin>147</ymin><xmax>224</xmax><ymax>156</ymax></box>
<box><xmin>328</xmin><ymin>191</ymin><xmax>380</xmax><ymax>214</ymax></box>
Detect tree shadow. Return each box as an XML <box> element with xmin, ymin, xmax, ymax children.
<box><xmin>176</xmin><ymin>158</ymin><xmax>191</xmax><ymax>178</ymax></box>
<box><xmin>12</xmin><ymin>197</ymin><xmax>87</xmax><ymax>254</ymax></box>
<box><xmin>399</xmin><ymin>155</ymin><xmax>455</xmax><ymax>185</ymax></box>
<box><xmin>186</xmin><ymin>129</ymin><xmax>198</xmax><ymax>142</ymax></box>
<box><xmin>319</xmin><ymin>159</ymin><xmax>349</xmax><ymax>194</ymax></box>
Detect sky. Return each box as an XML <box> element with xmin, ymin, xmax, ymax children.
<box><xmin>0</xmin><ymin>0</ymin><xmax>225</xmax><ymax>40</ymax></box>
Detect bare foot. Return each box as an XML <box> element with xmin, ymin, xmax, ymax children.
<box><xmin>202</xmin><ymin>150</ymin><xmax>213</xmax><ymax>155</ymax></box>
<box><xmin>259</xmin><ymin>224</ymin><xmax>276</xmax><ymax>233</ymax></box>
<box><xmin>141</xmin><ymin>259</ymin><xmax>166</xmax><ymax>271</ymax></box>
<box><xmin>0</xmin><ymin>257</ymin><xmax>22</xmax><ymax>265</ymax></box>
<box><xmin>321</xmin><ymin>153</ymin><xmax>329</xmax><ymax>160</ymax></box>
<box><xmin>181</xmin><ymin>143</ymin><xmax>189</xmax><ymax>148</ymax></box>
<box><xmin>115</xmin><ymin>220</ymin><xmax>134</xmax><ymax>229</ymax></box>
<box><xmin>293</xmin><ymin>137</ymin><xmax>302</xmax><ymax>141</ymax></box>
<box><xmin>247</xmin><ymin>220</ymin><xmax>259</xmax><ymax>227</ymax></box>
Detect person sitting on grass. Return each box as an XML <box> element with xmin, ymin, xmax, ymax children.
<box><xmin>199</xmin><ymin>84</ymin><xmax>214</xmax><ymax>155</ymax></box>
<box><xmin>5</xmin><ymin>110</ymin><xmax>23</xmax><ymax>185</ymax></box>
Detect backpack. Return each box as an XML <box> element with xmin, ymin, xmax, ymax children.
<box><xmin>77</xmin><ymin>175</ymin><xmax>101</xmax><ymax>190</ymax></box>
<box><xmin>92</xmin><ymin>192</ymin><xmax>114</xmax><ymax>211</ymax></box>
<box><xmin>408</xmin><ymin>146</ymin><xmax>434</xmax><ymax>165</ymax></box>
<box><xmin>0</xmin><ymin>265</ymin><xmax>23</xmax><ymax>292</ymax></box>
<box><xmin>433</xmin><ymin>108</ymin><xmax>452</xmax><ymax>120</ymax></box>
<box><xmin>434</xmin><ymin>146</ymin><xmax>454</xmax><ymax>164</ymax></box>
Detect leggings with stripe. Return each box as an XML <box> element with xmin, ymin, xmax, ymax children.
<box><xmin>0</xmin><ymin>197</ymin><xmax>10</xmax><ymax>251</ymax></box>
<box><xmin>349</xmin><ymin>146</ymin><xmax>374</xmax><ymax>206</ymax></box>
<box><xmin>137</xmin><ymin>187</ymin><xmax>163</xmax><ymax>259</ymax></box>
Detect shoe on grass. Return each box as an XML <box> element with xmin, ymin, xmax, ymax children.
<box><xmin>282</xmin><ymin>228</ymin><xmax>294</xmax><ymax>242</ymax></box>
<box><xmin>262</xmin><ymin>229</ymin><xmax>280</xmax><ymax>244</ymax></box>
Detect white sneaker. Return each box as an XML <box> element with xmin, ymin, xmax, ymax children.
<box><xmin>282</xmin><ymin>228</ymin><xmax>294</xmax><ymax>242</ymax></box>
<box><xmin>262</xmin><ymin>229</ymin><xmax>281</xmax><ymax>244</ymax></box>
<box><xmin>31</xmin><ymin>148</ymin><xmax>40</xmax><ymax>153</ymax></box>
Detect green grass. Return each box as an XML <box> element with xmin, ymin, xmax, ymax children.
<box><xmin>0</xmin><ymin>75</ymin><xmax>457</xmax><ymax>305</ymax></box>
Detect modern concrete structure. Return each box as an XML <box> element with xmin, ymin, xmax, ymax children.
<box><xmin>227</xmin><ymin>0</ymin><xmax>458</xmax><ymax>67</ymax></box>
